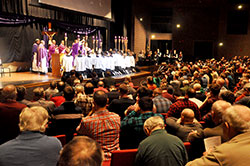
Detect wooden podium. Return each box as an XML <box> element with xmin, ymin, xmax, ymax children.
<box><xmin>52</xmin><ymin>53</ymin><xmax>61</xmax><ymax>77</ymax></box>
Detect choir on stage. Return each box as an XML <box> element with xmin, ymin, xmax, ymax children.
<box><xmin>31</xmin><ymin>36</ymin><xmax>136</xmax><ymax>78</ymax></box>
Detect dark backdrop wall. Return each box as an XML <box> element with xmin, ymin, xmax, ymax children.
<box><xmin>0</xmin><ymin>21</ymin><xmax>44</xmax><ymax>63</ymax></box>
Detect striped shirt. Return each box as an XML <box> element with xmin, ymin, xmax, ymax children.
<box><xmin>78</xmin><ymin>110</ymin><xmax>120</xmax><ymax>161</ymax></box>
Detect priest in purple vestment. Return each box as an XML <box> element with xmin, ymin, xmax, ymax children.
<box><xmin>71</xmin><ymin>39</ymin><xmax>79</xmax><ymax>65</ymax></box>
<box><xmin>38</xmin><ymin>40</ymin><xmax>48</xmax><ymax>73</ymax></box>
<box><xmin>58</xmin><ymin>40</ymin><xmax>66</xmax><ymax>54</ymax></box>
<box><xmin>48</xmin><ymin>40</ymin><xmax>56</xmax><ymax>68</ymax></box>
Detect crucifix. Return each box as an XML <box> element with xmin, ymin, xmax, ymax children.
<box><xmin>42</xmin><ymin>22</ymin><xmax>57</xmax><ymax>45</ymax></box>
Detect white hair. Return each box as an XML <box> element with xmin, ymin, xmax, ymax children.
<box><xmin>212</xmin><ymin>100</ymin><xmax>231</xmax><ymax>118</ymax></box>
<box><xmin>19</xmin><ymin>106</ymin><xmax>49</xmax><ymax>132</ymax></box>
<box><xmin>223</xmin><ymin>105</ymin><xmax>250</xmax><ymax>133</ymax></box>
<box><xmin>144</xmin><ymin>116</ymin><xmax>164</xmax><ymax>132</ymax></box>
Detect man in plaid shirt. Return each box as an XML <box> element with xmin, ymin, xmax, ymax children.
<box><xmin>120</xmin><ymin>96</ymin><xmax>164</xmax><ymax>149</ymax></box>
<box><xmin>152</xmin><ymin>88</ymin><xmax>172</xmax><ymax>113</ymax></box>
<box><xmin>166</xmin><ymin>88</ymin><xmax>201</xmax><ymax>121</ymax></box>
<box><xmin>77</xmin><ymin>90</ymin><xmax>120</xmax><ymax>161</ymax></box>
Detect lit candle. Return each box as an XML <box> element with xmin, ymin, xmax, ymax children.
<box><xmin>115</xmin><ymin>36</ymin><xmax>117</xmax><ymax>49</ymax></box>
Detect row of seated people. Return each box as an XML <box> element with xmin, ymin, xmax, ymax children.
<box><xmin>0</xmin><ymin>98</ymin><xmax>249</xmax><ymax>166</ymax></box>
<box><xmin>2</xmin><ymin>55</ymin><xmax>250</xmax><ymax>165</ymax></box>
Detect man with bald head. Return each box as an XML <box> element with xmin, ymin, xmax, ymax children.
<box><xmin>0</xmin><ymin>85</ymin><xmax>26</xmax><ymax>144</ymax></box>
<box><xmin>165</xmin><ymin>108</ymin><xmax>202</xmax><ymax>142</ymax></box>
<box><xmin>94</xmin><ymin>81</ymin><xmax>108</xmax><ymax>93</ymax></box>
<box><xmin>188</xmin><ymin>100</ymin><xmax>231</xmax><ymax>143</ymax></box>
<box><xmin>186</xmin><ymin>105</ymin><xmax>250</xmax><ymax>165</ymax></box>
<box><xmin>152</xmin><ymin>88</ymin><xmax>172</xmax><ymax>113</ymax></box>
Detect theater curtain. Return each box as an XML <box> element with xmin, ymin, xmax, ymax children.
<box><xmin>0</xmin><ymin>15</ymin><xmax>105</xmax><ymax>63</ymax></box>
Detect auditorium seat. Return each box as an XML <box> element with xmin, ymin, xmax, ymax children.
<box><xmin>115</xmin><ymin>83</ymin><xmax>121</xmax><ymax>88</ymax></box>
<box><xmin>160</xmin><ymin>113</ymin><xmax>168</xmax><ymax>118</ymax></box>
<box><xmin>102</xmin><ymin>160</ymin><xmax>111</xmax><ymax>166</ymax></box>
<box><xmin>133</xmin><ymin>86</ymin><xmax>139</xmax><ymax>90</ymax></box>
<box><xmin>183</xmin><ymin>142</ymin><xmax>191</xmax><ymax>153</ymax></box>
<box><xmin>110</xmin><ymin>149</ymin><xmax>138</xmax><ymax>166</ymax></box>
<box><xmin>199</xmin><ymin>121</ymin><xmax>206</xmax><ymax>128</ymax></box>
<box><xmin>53</xmin><ymin>134</ymin><xmax>66</xmax><ymax>146</ymax></box>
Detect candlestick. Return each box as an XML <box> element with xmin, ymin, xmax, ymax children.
<box><xmin>118</xmin><ymin>36</ymin><xmax>121</xmax><ymax>51</ymax></box>
<box><xmin>48</xmin><ymin>22</ymin><xmax>52</xmax><ymax>31</ymax></box>
<box><xmin>115</xmin><ymin>36</ymin><xmax>117</xmax><ymax>50</ymax></box>
<box><xmin>64</xmin><ymin>33</ymin><xmax>68</xmax><ymax>47</ymax></box>
<box><xmin>100</xmin><ymin>39</ymin><xmax>103</xmax><ymax>51</ymax></box>
<box><xmin>96</xmin><ymin>38</ymin><xmax>99</xmax><ymax>52</ymax></box>
<box><xmin>92</xmin><ymin>36</ymin><xmax>95</xmax><ymax>50</ymax></box>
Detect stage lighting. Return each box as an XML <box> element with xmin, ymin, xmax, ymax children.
<box><xmin>238</xmin><ymin>5</ymin><xmax>243</xmax><ymax>10</ymax></box>
<box><xmin>176</xmin><ymin>24</ymin><xmax>181</xmax><ymax>28</ymax></box>
<box><xmin>219</xmin><ymin>42</ymin><xmax>223</xmax><ymax>46</ymax></box>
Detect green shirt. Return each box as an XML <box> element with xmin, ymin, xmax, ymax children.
<box><xmin>135</xmin><ymin>129</ymin><xmax>188</xmax><ymax>166</ymax></box>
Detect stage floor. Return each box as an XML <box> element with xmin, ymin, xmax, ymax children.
<box><xmin>0</xmin><ymin>70</ymin><xmax>151</xmax><ymax>89</ymax></box>
<box><xmin>0</xmin><ymin>72</ymin><xmax>59</xmax><ymax>89</ymax></box>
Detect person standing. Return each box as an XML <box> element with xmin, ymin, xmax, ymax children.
<box><xmin>38</xmin><ymin>40</ymin><xmax>48</xmax><ymax>74</ymax></box>
<box><xmin>74</xmin><ymin>50</ymin><xmax>86</xmax><ymax>75</ymax></box>
<box><xmin>58</xmin><ymin>40</ymin><xmax>66</xmax><ymax>54</ymax></box>
<box><xmin>71</xmin><ymin>39</ymin><xmax>79</xmax><ymax>65</ymax></box>
<box><xmin>62</xmin><ymin>48</ymin><xmax>74</xmax><ymax>75</ymax></box>
<box><xmin>31</xmin><ymin>39</ymin><xmax>40</xmax><ymax>72</ymax></box>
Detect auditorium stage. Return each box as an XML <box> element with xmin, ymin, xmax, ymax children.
<box><xmin>0</xmin><ymin>70</ymin><xmax>151</xmax><ymax>89</ymax></box>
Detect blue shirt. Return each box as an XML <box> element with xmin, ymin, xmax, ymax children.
<box><xmin>0</xmin><ymin>131</ymin><xmax>62</xmax><ymax>166</ymax></box>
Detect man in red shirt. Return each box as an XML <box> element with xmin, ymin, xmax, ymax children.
<box><xmin>0</xmin><ymin>85</ymin><xmax>26</xmax><ymax>144</ymax></box>
<box><xmin>166</xmin><ymin>88</ymin><xmax>201</xmax><ymax>121</ymax></box>
<box><xmin>94</xmin><ymin>81</ymin><xmax>108</xmax><ymax>93</ymax></box>
<box><xmin>77</xmin><ymin>90</ymin><xmax>120</xmax><ymax>161</ymax></box>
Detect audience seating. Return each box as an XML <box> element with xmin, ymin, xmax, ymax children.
<box><xmin>183</xmin><ymin>142</ymin><xmax>191</xmax><ymax>153</ymax></box>
<box><xmin>102</xmin><ymin>160</ymin><xmax>111</xmax><ymax>166</ymax></box>
<box><xmin>53</xmin><ymin>134</ymin><xmax>66</xmax><ymax>146</ymax></box>
<box><xmin>160</xmin><ymin>113</ymin><xmax>168</xmax><ymax>118</ymax></box>
<box><xmin>133</xmin><ymin>86</ymin><xmax>139</xmax><ymax>90</ymax></box>
<box><xmin>199</xmin><ymin>121</ymin><xmax>206</xmax><ymax>128</ymax></box>
<box><xmin>110</xmin><ymin>149</ymin><xmax>138</xmax><ymax>166</ymax></box>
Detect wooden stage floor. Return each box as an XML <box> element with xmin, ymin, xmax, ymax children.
<box><xmin>0</xmin><ymin>71</ymin><xmax>151</xmax><ymax>89</ymax></box>
<box><xmin>0</xmin><ymin>72</ymin><xmax>59</xmax><ymax>89</ymax></box>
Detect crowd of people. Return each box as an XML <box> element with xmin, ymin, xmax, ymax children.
<box><xmin>31</xmin><ymin>38</ymin><xmax>137</xmax><ymax>78</ymax></box>
<box><xmin>1</xmin><ymin>55</ymin><xmax>250</xmax><ymax>165</ymax></box>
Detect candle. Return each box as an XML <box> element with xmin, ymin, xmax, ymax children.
<box><xmin>48</xmin><ymin>22</ymin><xmax>52</xmax><ymax>31</ymax></box>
